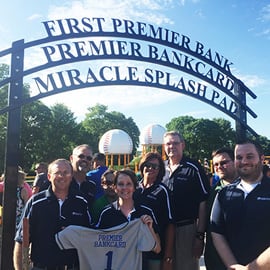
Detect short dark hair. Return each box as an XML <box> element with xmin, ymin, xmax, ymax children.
<box><xmin>114</xmin><ymin>169</ymin><xmax>138</xmax><ymax>188</ymax></box>
<box><xmin>93</xmin><ymin>153</ymin><xmax>106</xmax><ymax>161</ymax></box>
<box><xmin>139</xmin><ymin>152</ymin><xmax>165</xmax><ymax>182</ymax></box>
<box><xmin>35</xmin><ymin>162</ymin><xmax>48</xmax><ymax>171</ymax></box>
<box><xmin>235</xmin><ymin>139</ymin><xmax>264</xmax><ymax>157</ymax></box>
<box><xmin>212</xmin><ymin>147</ymin><xmax>235</xmax><ymax>161</ymax></box>
<box><xmin>101</xmin><ymin>169</ymin><xmax>115</xmax><ymax>181</ymax></box>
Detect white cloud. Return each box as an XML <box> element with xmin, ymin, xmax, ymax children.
<box><xmin>237</xmin><ymin>74</ymin><xmax>266</xmax><ymax>89</ymax></box>
<box><xmin>27</xmin><ymin>14</ymin><xmax>43</xmax><ymax>21</ymax></box>
<box><xmin>46</xmin><ymin>0</ymin><xmax>174</xmax><ymax>26</ymax></box>
<box><xmin>261</xmin><ymin>4</ymin><xmax>270</xmax><ymax>21</ymax></box>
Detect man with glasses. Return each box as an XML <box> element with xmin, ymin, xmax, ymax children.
<box><xmin>211</xmin><ymin>140</ymin><xmax>270</xmax><ymax>269</ymax></box>
<box><xmin>13</xmin><ymin>159</ymin><xmax>91</xmax><ymax>270</ymax></box>
<box><xmin>162</xmin><ymin>131</ymin><xmax>210</xmax><ymax>270</ymax></box>
<box><xmin>204</xmin><ymin>147</ymin><xmax>238</xmax><ymax>270</ymax></box>
<box><xmin>70</xmin><ymin>144</ymin><xmax>96</xmax><ymax>209</ymax></box>
<box><xmin>90</xmin><ymin>169</ymin><xmax>117</xmax><ymax>224</ymax></box>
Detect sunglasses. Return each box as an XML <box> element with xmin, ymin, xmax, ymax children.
<box><xmin>77</xmin><ymin>154</ymin><xmax>92</xmax><ymax>161</ymax></box>
<box><xmin>145</xmin><ymin>162</ymin><xmax>160</xmax><ymax>170</ymax></box>
<box><xmin>102</xmin><ymin>180</ymin><xmax>114</xmax><ymax>186</ymax></box>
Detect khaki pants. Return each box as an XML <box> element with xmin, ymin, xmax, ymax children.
<box><xmin>174</xmin><ymin>223</ymin><xmax>199</xmax><ymax>270</ymax></box>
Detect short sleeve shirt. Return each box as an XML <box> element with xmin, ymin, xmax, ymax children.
<box><xmin>56</xmin><ymin>219</ymin><xmax>155</xmax><ymax>270</ymax></box>
<box><xmin>163</xmin><ymin>156</ymin><xmax>210</xmax><ymax>222</ymax></box>
<box><xmin>211</xmin><ymin>176</ymin><xmax>270</xmax><ymax>264</ymax></box>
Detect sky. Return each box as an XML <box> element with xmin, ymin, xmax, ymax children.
<box><xmin>1</xmin><ymin>0</ymin><xmax>270</xmax><ymax>142</ymax></box>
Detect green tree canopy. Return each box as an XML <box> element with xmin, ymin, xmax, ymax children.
<box><xmin>82</xmin><ymin>104</ymin><xmax>140</xmax><ymax>154</ymax></box>
<box><xmin>166</xmin><ymin>116</ymin><xmax>236</xmax><ymax>160</ymax></box>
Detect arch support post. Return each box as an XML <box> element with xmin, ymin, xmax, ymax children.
<box><xmin>1</xmin><ymin>40</ymin><xmax>24</xmax><ymax>270</ymax></box>
<box><xmin>234</xmin><ymin>81</ymin><xmax>247</xmax><ymax>142</ymax></box>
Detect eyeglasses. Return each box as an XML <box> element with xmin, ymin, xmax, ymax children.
<box><xmin>145</xmin><ymin>162</ymin><xmax>160</xmax><ymax>170</ymax></box>
<box><xmin>102</xmin><ymin>181</ymin><xmax>114</xmax><ymax>187</ymax></box>
<box><xmin>77</xmin><ymin>154</ymin><xmax>92</xmax><ymax>161</ymax></box>
<box><xmin>52</xmin><ymin>171</ymin><xmax>72</xmax><ymax>177</ymax></box>
<box><xmin>165</xmin><ymin>142</ymin><xmax>181</xmax><ymax>147</ymax></box>
<box><xmin>213</xmin><ymin>160</ymin><xmax>232</xmax><ymax>168</ymax></box>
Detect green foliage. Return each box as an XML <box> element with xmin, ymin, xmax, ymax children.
<box><xmin>166</xmin><ymin>116</ymin><xmax>236</xmax><ymax>160</ymax></box>
<box><xmin>82</xmin><ymin>104</ymin><xmax>140</xmax><ymax>154</ymax></box>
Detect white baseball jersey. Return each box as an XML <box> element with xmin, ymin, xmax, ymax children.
<box><xmin>55</xmin><ymin>219</ymin><xmax>155</xmax><ymax>270</ymax></box>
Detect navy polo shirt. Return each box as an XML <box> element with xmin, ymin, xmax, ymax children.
<box><xmin>15</xmin><ymin>186</ymin><xmax>91</xmax><ymax>267</ymax></box>
<box><xmin>133</xmin><ymin>182</ymin><xmax>174</xmax><ymax>258</ymax></box>
<box><xmin>211</xmin><ymin>176</ymin><xmax>270</xmax><ymax>264</ymax></box>
<box><xmin>164</xmin><ymin>156</ymin><xmax>210</xmax><ymax>222</ymax></box>
<box><xmin>96</xmin><ymin>201</ymin><xmax>159</xmax><ymax>233</ymax></box>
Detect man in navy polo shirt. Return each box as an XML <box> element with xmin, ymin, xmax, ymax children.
<box><xmin>163</xmin><ymin>131</ymin><xmax>210</xmax><ymax>270</ymax></box>
<box><xmin>211</xmin><ymin>140</ymin><xmax>270</xmax><ymax>268</ymax></box>
<box><xmin>13</xmin><ymin>159</ymin><xmax>91</xmax><ymax>270</ymax></box>
<box><xmin>69</xmin><ymin>144</ymin><xmax>96</xmax><ymax>208</ymax></box>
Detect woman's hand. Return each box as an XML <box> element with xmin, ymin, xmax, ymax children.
<box><xmin>141</xmin><ymin>215</ymin><xmax>153</xmax><ymax>228</ymax></box>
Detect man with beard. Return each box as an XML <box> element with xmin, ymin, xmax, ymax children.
<box><xmin>70</xmin><ymin>144</ymin><xmax>96</xmax><ymax>208</ymax></box>
<box><xmin>211</xmin><ymin>140</ymin><xmax>270</xmax><ymax>269</ymax></box>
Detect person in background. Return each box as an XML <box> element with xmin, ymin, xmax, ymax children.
<box><xmin>211</xmin><ymin>140</ymin><xmax>270</xmax><ymax>269</ymax></box>
<box><xmin>133</xmin><ymin>152</ymin><xmax>175</xmax><ymax>270</ymax></box>
<box><xmin>69</xmin><ymin>144</ymin><xmax>96</xmax><ymax>209</ymax></box>
<box><xmin>162</xmin><ymin>131</ymin><xmax>210</xmax><ymax>270</ymax></box>
<box><xmin>0</xmin><ymin>167</ymin><xmax>32</xmax><ymax>228</ymax></box>
<box><xmin>96</xmin><ymin>169</ymin><xmax>161</xmax><ymax>269</ymax></box>
<box><xmin>87</xmin><ymin>153</ymin><xmax>108</xmax><ymax>199</ymax></box>
<box><xmin>90</xmin><ymin>169</ymin><xmax>118</xmax><ymax>223</ymax></box>
<box><xmin>263</xmin><ymin>164</ymin><xmax>270</xmax><ymax>177</ymax></box>
<box><xmin>32</xmin><ymin>162</ymin><xmax>50</xmax><ymax>195</ymax></box>
<box><xmin>15</xmin><ymin>167</ymin><xmax>32</xmax><ymax>229</ymax></box>
<box><xmin>204</xmin><ymin>147</ymin><xmax>238</xmax><ymax>270</ymax></box>
<box><xmin>13</xmin><ymin>159</ymin><xmax>91</xmax><ymax>270</ymax></box>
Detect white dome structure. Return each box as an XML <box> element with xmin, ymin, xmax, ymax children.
<box><xmin>99</xmin><ymin>129</ymin><xmax>133</xmax><ymax>154</ymax></box>
<box><xmin>140</xmin><ymin>124</ymin><xmax>166</xmax><ymax>145</ymax></box>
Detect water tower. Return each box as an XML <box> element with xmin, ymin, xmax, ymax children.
<box><xmin>140</xmin><ymin>124</ymin><xmax>166</xmax><ymax>158</ymax></box>
<box><xmin>99</xmin><ymin>129</ymin><xmax>133</xmax><ymax>168</ymax></box>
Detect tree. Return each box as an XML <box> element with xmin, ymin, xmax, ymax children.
<box><xmin>82</xmin><ymin>104</ymin><xmax>140</xmax><ymax>154</ymax></box>
<box><xmin>44</xmin><ymin>103</ymin><xmax>81</xmax><ymax>161</ymax></box>
<box><xmin>18</xmin><ymin>95</ymin><xmax>83</xmax><ymax>171</ymax></box>
<box><xmin>21</xmin><ymin>99</ymin><xmax>52</xmax><ymax>170</ymax></box>
<box><xmin>166</xmin><ymin>116</ymin><xmax>236</xmax><ymax>161</ymax></box>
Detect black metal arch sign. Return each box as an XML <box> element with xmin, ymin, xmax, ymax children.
<box><xmin>1</xmin><ymin>17</ymin><xmax>257</xmax><ymax>131</ymax></box>
<box><xmin>0</xmin><ymin>17</ymin><xmax>257</xmax><ymax>268</ymax></box>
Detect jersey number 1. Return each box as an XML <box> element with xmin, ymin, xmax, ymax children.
<box><xmin>105</xmin><ymin>251</ymin><xmax>113</xmax><ymax>270</ymax></box>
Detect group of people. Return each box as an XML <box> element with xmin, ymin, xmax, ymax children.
<box><xmin>11</xmin><ymin>132</ymin><xmax>270</xmax><ymax>270</ymax></box>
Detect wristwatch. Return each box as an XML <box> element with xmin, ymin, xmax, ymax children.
<box><xmin>164</xmin><ymin>257</ymin><xmax>173</xmax><ymax>264</ymax></box>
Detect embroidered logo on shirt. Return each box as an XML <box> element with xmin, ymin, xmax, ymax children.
<box><xmin>257</xmin><ymin>197</ymin><xmax>270</xmax><ymax>201</ymax></box>
<box><xmin>72</xmin><ymin>212</ymin><xmax>83</xmax><ymax>216</ymax></box>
